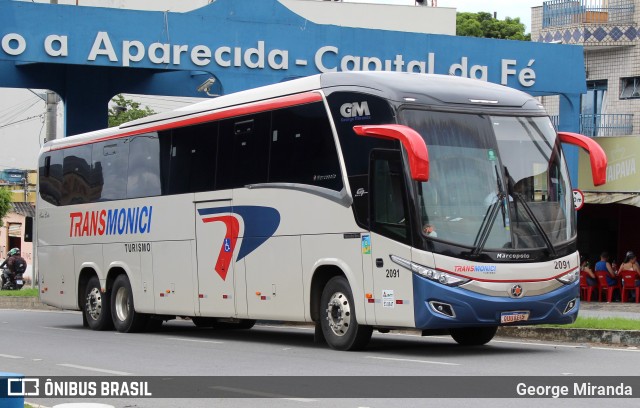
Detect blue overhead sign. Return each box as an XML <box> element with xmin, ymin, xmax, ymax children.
<box><xmin>0</xmin><ymin>0</ymin><xmax>585</xmax><ymax>97</ymax></box>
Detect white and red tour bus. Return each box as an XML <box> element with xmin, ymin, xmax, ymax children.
<box><xmin>36</xmin><ymin>72</ymin><xmax>606</xmax><ymax>350</ymax></box>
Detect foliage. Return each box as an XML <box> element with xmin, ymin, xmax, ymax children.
<box><xmin>108</xmin><ymin>94</ymin><xmax>156</xmax><ymax>127</ymax></box>
<box><xmin>456</xmin><ymin>12</ymin><xmax>531</xmax><ymax>41</ymax></box>
<box><xmin>0</xmin><ymin>187</ymin><xmax>12</xmax><ymax>225</ymax></box>
<box><xmin>0</xmin><ymin>288</ymin><xmax>39</xmax><ymax>297</ymax></box>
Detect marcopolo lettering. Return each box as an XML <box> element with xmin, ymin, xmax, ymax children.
<box><xmin>69</xmin><ymin>206</ymin><xmax>153</xmax><ymax>237</ymax></box>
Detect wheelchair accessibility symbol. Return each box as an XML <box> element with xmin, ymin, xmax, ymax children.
<box><xmin>224</xmin><ymin>238</ymin><xmax>232</xmax><ymax>252</ymax></box>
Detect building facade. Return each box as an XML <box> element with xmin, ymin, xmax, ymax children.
<box><xmin>533</xmin><ymin>0</ymin><xmax>640</xmax><ymax>264</ymax></box>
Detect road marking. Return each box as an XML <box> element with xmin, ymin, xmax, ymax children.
<box><xmin>492</xmin><ymin>339</ymin><xmax>586</xmax><ymax>348</ymax></box>
<box><xmin>165</xmin><ymin>337</ymin><xmax>224</xmax><ymax>344</ymax></box>
<box><xmin>0</xmin><ymin>353</ymin><xmax>24</xmax><ymax>359</ymax></box>
<box><xmin>258</xmin><ymin>324</ymin><xmax>314</xmax><ymax>331</ymax></box>
<box><xmin>211</xmin><ymin>386</ymin><xmax>316</xmax><ymax>402</ymax></box>
<box><xmin>43</xmin><ymin>326</ymin><xmax>84</xmax><ymax>332</ymax></box>
<box><xmin>366</xmin><ymin>356</ymin><xmax>460</xmax><ymax>366</ymax></box>
<box><xmin>57</xmin><ymin>363</ymin><xmax>132</xmax><ymax>375</ymax></box>
<box><xmin>591</xmin><ymin>347</ymin><xmax>640</xmax><ymax>353</ymax></box>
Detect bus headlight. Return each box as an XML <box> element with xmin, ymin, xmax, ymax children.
<box><xmin>390</xmin><ymin>255</ymin><xmax>470</xmax><ymax>287</ymax></box>
<box><xmin>556</xmin><ymin>269</ymin><xmax>579</xmax><ymax>285</ymax></box>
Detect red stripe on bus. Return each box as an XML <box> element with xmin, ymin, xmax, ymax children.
<box><xmin>50</xmin><ymin>92</ymin><xmax>323</xmax><ymax>151</ymax></box>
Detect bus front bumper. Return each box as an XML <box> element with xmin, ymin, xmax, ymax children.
<box><xmin>413</xmin><ymin>274</ymin><xmax>580</xmax><ymax>330</ymax></box>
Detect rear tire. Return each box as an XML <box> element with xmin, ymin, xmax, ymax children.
<box><xmin>320</xmin><ymin>276</ymin><xmax>372</xmax><ymax>351</ymax></box>
<box><xmin>111</xmin><ymin>274</ymin><xmax>148</xmax><ymax>333</ymax></box>
<box><xmin>84</xmin><ymin>276</ymin><xmax>113</xmax><ymax>331</ymax></box>
<box><xmin>450</xmin><ymin>326</ymin><xmax>497</xmax><ymax>346</ymax></box>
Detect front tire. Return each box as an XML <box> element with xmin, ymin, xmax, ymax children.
<box><xmin>111</xmin><ymin>274</ymin><xmax>148</xmax><ymax>333</ymax></box>
<box><xmin>320</xmin><ymin>276</ymin><xmax>372</xmax><ymax>351</ymax></box>
<box><xmin>84</xmin><ymin>276</ymin><xmax>113</xmax><ymax>331</ymax></box>
<box><xmin>450</xmin><ymin>326</ymin><xmax>497</xmax><ymax>346</ymax></box>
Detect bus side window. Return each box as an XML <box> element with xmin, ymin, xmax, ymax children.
<box><xmin>127</xmin><ymin>134</ymin><xmax>162</xmax><ymax>198</ymax></box>
<box><xmin>269</xmin><ymin>102</ymin><xmax>342</xmax><ymax>191</ymax></box>
<box><xmin>61</xmin><ymin>145</ymin><xmax>93</xmax><ymax>205</ymax></box>
<box><xmin>370</xmin><ymin>149</ymin><xmax>411</xmax><ymax>244</ymax></box>
<box><xmin>163</xmin><ymin>122</ymin><xmax>218</xmax><ymax>194</ymax></box>
<box><xmin>39</xmin><ymin>150</ymin><xmax>64</xmax><ymax>205</ymax></box>
<box><xmin>92</xmin><ymin>139</ymin><xmax>129</xmax><ymax>201</ymax></box>
<box><xmin>217</xmin><ymin>113</ymin><xmax>270</xmax><ymax>189</ymax></box>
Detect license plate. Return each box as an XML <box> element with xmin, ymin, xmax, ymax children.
<box><xmin>16</xmin><ymin>280</ymin><xmax>23</xmax><ymax>285</ymax></box>
<box><xmin>500</xmin><ymin>311</ymin><xmax>529</xmax><ymax>324</ymax></box>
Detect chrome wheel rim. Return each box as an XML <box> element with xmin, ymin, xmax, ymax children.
<box><xmin>115</xmin><ymin>286</ymin><xmax>130</xmax><ymax>323</ymax></box>
<box><xmin>325</xmin><ymin>291</ymin><xmax>351</xmax><ymax>337</ymax></box>
<box><xmin>86</xmin><ymin>287</ymin><xmax>103</xmax><ymax>321</ymax></box>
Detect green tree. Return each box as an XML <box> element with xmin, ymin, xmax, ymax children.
<box><xmin>456</xmin><ymin>12</ymin><xmax>531</xmax><ymax>41</ymax></box>
<box><xmin>0</xmin><ymin>188</ymin><xmax>12</xmax><ymax>225</ymax></box>
<box><xmin>108</xmin><ymin>94</ymin><xmax>156</xmax><ymax>127</ymax></box>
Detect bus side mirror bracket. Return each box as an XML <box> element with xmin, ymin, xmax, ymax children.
<box><xmin>557</xmin><ymin>132</ymin><xmax>608</xmax><ymax>186</ymax></box>
<box><xmin>353</xmin><ymin>124</ymin><xmax>429</xmax><ymax>182</ymax></box>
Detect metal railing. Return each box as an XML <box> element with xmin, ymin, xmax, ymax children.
<box><xmin>543</xmin><ymin>0</ymin><xmax>635</xmax><ymax>27</ymax></box>
<box><xmin>580</xmin><ymin>113</ymin><xmax>634</xmax><ymax>136</ymax></box>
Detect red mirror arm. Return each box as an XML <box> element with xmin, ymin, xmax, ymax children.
<box><xmin>353</xmin><ymin>124</ymin><xmax>429</xmax><ymax>182</ymax></box>
<box><xmin>558</xmin><ymin>132</ymin><xmax>608</xmax><ymax>186</ymax></box>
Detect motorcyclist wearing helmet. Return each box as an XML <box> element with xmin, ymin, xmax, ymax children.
<box><xmin>1</xmin><ymin>248</ymin><xmax>27</xmax><ymax>276</ymax></box>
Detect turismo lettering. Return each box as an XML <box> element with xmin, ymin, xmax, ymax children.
<box><xmin>69</xmin><ymin>206</ymin><xmax>153</xmax><ymax>237</ymax></box>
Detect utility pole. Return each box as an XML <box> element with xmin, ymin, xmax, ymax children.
<box><xmin>45</xmin><ymin>91</ymin><xmax>59</xmax><ymax>142</ymax></box>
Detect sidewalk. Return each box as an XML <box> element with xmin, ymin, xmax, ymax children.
<box><xmin>579</xmin><ymin>301</ymin><xmax>640</xmax><ymax>320</ymax></box>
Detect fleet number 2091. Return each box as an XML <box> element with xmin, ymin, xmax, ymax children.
<box><xmin>386</xmin><ymin>269</ymin><xmax>400</xmax><ymax>278</ymax></box>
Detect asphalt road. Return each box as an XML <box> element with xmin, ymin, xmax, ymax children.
<box><xmin>1</xmin><ymin>309</ymin><xmax>639</xmax><ymax>408</ymax></box>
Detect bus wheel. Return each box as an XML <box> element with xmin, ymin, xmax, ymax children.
<box><xmin>111</xmin><ymin>274</ymin><xmax>148</xmax><ymax>333</ymax></box>
<box><xmin>84</xmin><ymin>276</ymin><xmax>113</xmax><ymax>331</ymax></box>
<box><xmin>450</xmin><ymin>326</ymin><xmax>498</xmax><ymax>346</ymax></box>
<box><xmin>320</xmin><ymin>276</ymin><xmax>372</xmax><ymax>351</ymax></box>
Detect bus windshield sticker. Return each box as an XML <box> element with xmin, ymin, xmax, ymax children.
<box><xmin>361</xmin><ymin>235</ymin><xmax>371</xmax><ymax>254</ymax></box>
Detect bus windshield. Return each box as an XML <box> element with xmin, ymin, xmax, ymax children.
<box><xmin>400</xmin><ymin>109</ymin><xmax>575</xmax><ymax>251</ymax></box>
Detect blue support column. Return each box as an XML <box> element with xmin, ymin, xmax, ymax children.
<box><xmin>559</xmin><ymin>93</ymin><xmax>583</xmax><ymax>188</ymax></box>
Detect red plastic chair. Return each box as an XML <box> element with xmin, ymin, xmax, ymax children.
<box><xmin>619</xmin><ymin>270</ymin><xmax>640</xmax><ymax>303</ymax></box>
<box><xmin>579</xmin><ymin>271</ymin><xmax>595</xmax><ymax>302</ymax></box>
<box><xmin>594</xmin><ymin>270</ymin><xmax>621</xmax><ymax>302</ymax></box>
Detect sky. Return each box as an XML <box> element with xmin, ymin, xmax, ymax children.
<box><xmin>0</xmin><ymin>0</ymin><xmax>544</xmax><ymax>171</ymax></box>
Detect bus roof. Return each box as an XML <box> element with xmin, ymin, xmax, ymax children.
<box><xmin>43</xmin><ymin>72</ymin><xmax>542</xmax><ymax>151</ymax></box>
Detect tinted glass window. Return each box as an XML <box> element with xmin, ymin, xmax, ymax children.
<box><xmin>270</xmin><ymin>102</ymin><xmax>342</xmax><ymax>191</ymax></box>
<box><xmin>127</xmin><ymin>134</ymin><xmax>162</xmax><ymax>198</ymax></box>
<box><xmin>62</xmin><ymin>145</ymin><xmax>94</xmax><ymax>205</ymax></box>
<box><xmin>371</xmin><ymin>151</ymin><xmax>409</xmax><ymax>243</ymax></box>
<box><xmin>217</xmin><ymin>113</ymin><xmax>270</xmax><ymax>189</ymax></box>
<box><xmin>327</xmin><ymin>91</ymin><xmax>397</xmax><ymax>227</ymax></box>
<box><xmin>38</xmin><ymin>150</ymin><xmax>64</xmax><ymax>205</ymax></box>
<box><xmin>92</xmin><ymin>139</ymin><xmax>128</xmax><ymax>201</ymax></box>
<box><xmin>163</xmin><ymin>122</ymin><xmax>218</xmax><ymax>194</ymax></box>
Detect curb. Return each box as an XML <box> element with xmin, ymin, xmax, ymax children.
<box><xmin>0</xmin><ymin>296</ymin><xmax>58</xmax><ymax>311</ymax></box>
<box><xmin>497</xmin><ymin>326</ymin><xmax>640</xmax><ymax>345</ymax></box>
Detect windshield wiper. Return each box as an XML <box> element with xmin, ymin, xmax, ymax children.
<box><xmin>471</xmin><ymin>193</ymin><xmax>504</xmax><ymax>256</ymax></box>
<box><xmin>472</xmin><ymin>165</ymin><xmax>507</xmax><ymax>256</ymax></box>
<box><xmin>513</xmin><ymin>193</ymin><xmax>557</xmax><ymax>256</ymax></box>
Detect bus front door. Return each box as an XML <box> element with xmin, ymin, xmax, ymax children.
<box><xmin>195</xmin><ymin>201</ymin><xmax>238</xmax><ymax>318</ymax></box>
<box><xmin>369</xmin><ymin>149</ymin><xmax>415</xmax><ymax>327</ymax></box>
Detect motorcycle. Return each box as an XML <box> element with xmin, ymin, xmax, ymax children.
<box><xmin>1</xmin><ymin>267</ymin><xmax>24</xmax><ymax>290</ymax></box>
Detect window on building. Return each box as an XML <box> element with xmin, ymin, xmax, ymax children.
<box><xmin>620</xmin><ymin>77</ymin><xmax>640</xmax><ymax>99</ymax></box>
